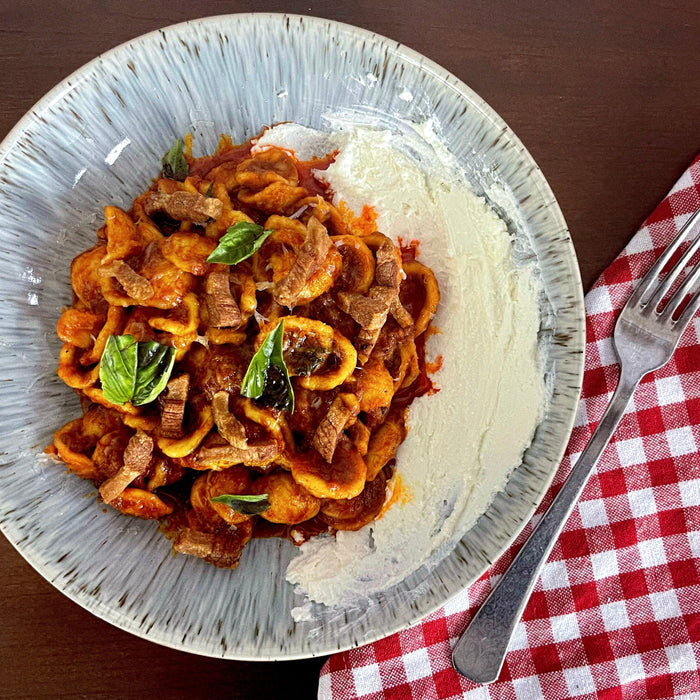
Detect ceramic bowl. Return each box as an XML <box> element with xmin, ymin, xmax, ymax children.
<box><xmin>0</xmin><ymin>14</ymin><xmax>584</xmax><ymax>659</ymax></box>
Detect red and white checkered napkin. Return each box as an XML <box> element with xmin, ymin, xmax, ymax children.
<box><xmin>319</xmin><ymin>155</ymin><xmax>700</xmax><ymax>700</ymax></box>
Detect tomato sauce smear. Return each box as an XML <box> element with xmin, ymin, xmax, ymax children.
<box><xmin>188</xmin><ymin>138</ymin><xmax>254</xmax><ymax>178</ymax></box>
<box><xmin>296</xmin><ymin>152</ymin><xmax>337</xmax><ymax>198</ymax></box>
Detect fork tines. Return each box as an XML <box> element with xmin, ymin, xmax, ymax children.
<box><xmin>632</xmin><ymin>207</ymin><xmax>700</xmax><ymax>325</ymax></box>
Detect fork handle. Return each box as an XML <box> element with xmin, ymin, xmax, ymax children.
<box><xmin>452</xmin><ymin>367</ymin><xmax>641</xmax><ymax>684</ymax></box>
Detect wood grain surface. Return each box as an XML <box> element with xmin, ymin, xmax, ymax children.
<box><xmin>1</xmin><ymin>1</ymin><xmax>699</xmax><ymax>698</ymax></box>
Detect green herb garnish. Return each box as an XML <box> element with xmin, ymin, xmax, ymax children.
<box><xmin>206</xmin><ymin>221</ymin><xmax>274</xmax><ymax>265</ymax></box>
<box><xmin>99</xmin><ymin>334</ymin><xmax>137</xmax><ymax>405</ymax></box>
<box><xmin>161</xmin><ymin>138</ymin><xmax>189</xmax><ymax>181</ymax></box>
<box><xmin>133</xmin><ymin>340</ymin><xmax>177</xmax><ymax>405</ymax></box>
<box><xmin>240</xmin><ymin>320</ymin><xmax>294</xmax><ymax>412</ymax></box>
<box><xmin>210</xmin><ymin>493</ymin><xmax>270</xmax><ymax>515</ymax></box>
<box><xmin>99</xmin><ymin>334</ymin><xmax>176</xmax><ymax>406</ymax></box>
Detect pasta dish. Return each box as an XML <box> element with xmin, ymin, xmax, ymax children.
<box><xmin>48</xmin><ymin>132</ymin><xmax>440</xmax><ymax>570</ymax></box>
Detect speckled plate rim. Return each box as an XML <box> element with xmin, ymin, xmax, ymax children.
<box><xmin>0</xmin><ymin>13</ymin><xmax>585</xmax><ymax>660</ymax></box>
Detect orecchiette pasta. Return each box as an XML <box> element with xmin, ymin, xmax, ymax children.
<box><xmin>47</xmin><ymin>130</ymin><xmax>440</xmax><ymax>570</ymax></box>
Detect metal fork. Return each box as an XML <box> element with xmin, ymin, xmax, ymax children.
<box><xmin>453</xmin><ymin>206</ymin><xmax>700</xmax><ymax>684</ymax></box>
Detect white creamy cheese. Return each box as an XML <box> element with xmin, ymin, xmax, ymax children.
<box><xmin>253</xmin><ymin>120</ymin><xmax>546</xmax><ymax>609</ymax></box>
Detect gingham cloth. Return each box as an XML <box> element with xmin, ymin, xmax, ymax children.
<box><xmin>319</xmin><ymin>155</ymin><xmax>700</xmax><ymax>700</ymax></box>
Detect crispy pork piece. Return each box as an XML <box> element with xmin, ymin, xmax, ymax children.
<box><xmin>160</xmin><ymin>374</ymin><xmax>190</xmax><ymax>439</ymax></box>
<box><xmin>205</xmin><ymin>265</ymin><xmax>242</xmax><ymax>328</ymax></box>
<box><xmin>390</xmin><ymin>297</ymin><xmax>414</xmax><ymax>328</ymax></box>
<box><xmin>173</xmin><ymin>521</ymin><xmax>253</xmax><ymax>569</ymax></box>
<box><xmin>337</xmin><ymin>290</ymin><xmax>390</xmax><ymax>331</ymax></box>
<box><xmin>338</xmin><ymin>236</ymin><xmax>413</xmax><ymax>361</ymax></box>
<box><xmin>338</xmin><ymin>287</ymin><xmax>395</xmax><ymax>363</ymax></box>
<box><xmin>273</xmin><ymin>216</ymin><xmax>331</xmax><ymax>307</ymax></box>
<box><xmin>143</xmin><ymin>190</ymin><xmax>223</xmax><ymax>223</ymax></box>
<box><xmin>99</xmin><ymin>260</ymin><xmax>154</xmax><ymax>302</ymax></box>
<box><xmin>211</xmin><ymin>391</ymin><xmax>248</xmax><ymax>449</ymax></box>
<box><xmin>195</xmin><ymin>436</ymin><xmax>280</xmax><ymax>470</ymax></box>
<box><xmin>98</xmin><ymin>430</ymin><xmax>153</xmax><ymax>503</ymax></box>
<box><xmin>312</xmin><ymin>393</ymin><xmax>360</xmax><ymax>463</ymax></box>
<box><xmin>374</xmin><ymin>236</ymin><xmax>402</xmax><ymax>290</ymax></box>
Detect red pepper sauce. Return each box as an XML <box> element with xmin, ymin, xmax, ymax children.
<box><xmin>391</xmin><ymin>332</ymin><xmax>439</xmax><ymax>410</ymax></box>
<box><xmin>188</xmin><ymin>139</ymin><xmax>254</xmax><ymax>178</ymax></box>
<box><xmin>425</xmin><ymin>353</ymin><xmax>443</xmax><ymax>374</ymax></box>
<box><xmin>296</xmin><ymin>152</ymin><xmax>337</xmax><ymax>198</ymax></box>
<box><xmin>398</xmin><ymin>237</ymin><xmax>421</xmax><ymax>264</ymax></box>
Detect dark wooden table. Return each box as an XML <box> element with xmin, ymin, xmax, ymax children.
<box><xmin>1</xmin><ymin>1</ymin><xmax>698</xmax><ymax>698</ymax></box>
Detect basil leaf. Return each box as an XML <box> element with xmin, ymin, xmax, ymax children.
<box><xmin>204</xmin><ymin>181</ymin><xmax>214</xmax><ymax>198</ymax></box>
<box><xmin>206</xmin><ymin>221</ymin><xmax>273</xmax><ymax>265</ymax></box>
<box><xmin>241</xmin><ymin>323</ymin><xmax>279</xmax><ymax>400</ymax></box>
<box><xmin>241</xmin><ymin>320</ymin><xmax>294</xmax><ymax>412</ymax></box>
<box><xmin>267</xmin><ymin>319</ymin><xmax>295</xmax><ymax>412</ymax></box>
<box><xmin>99</xmin><ymin>335</ymin><xmax>175</xmax><ymax>406</ymax></box>
<box><xmin>210</xmin><ymin>493</ymin><xmax>270</xmax><ymax>515</ymax></box>
<box><xmin>161</xmin><ymin>138</ymin><xmax>189</xmax><ymax>181</ymax></box>
<box><xmin>99</xmin><ymin>334</ymin><xmax>138</xmax><ymax>405</ymax></box>
<box><xmin>133</xmin><ymin>341</ymin><xmax>176</xmax><ymax>406</ymax></box>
